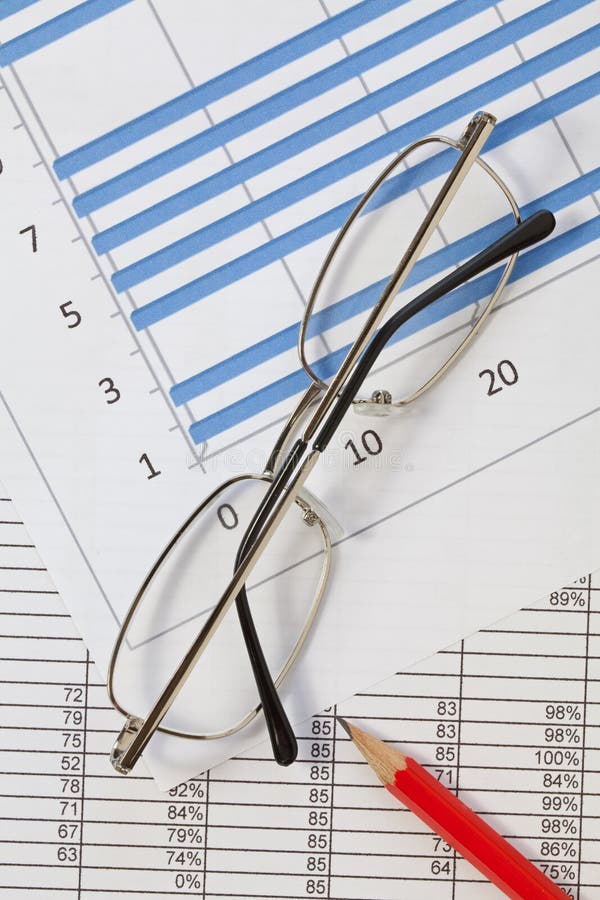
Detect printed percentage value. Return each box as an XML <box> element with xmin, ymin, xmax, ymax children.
<box><xmin>168</xmin><ymin>780</ymin><xmax>205</xmax><ymax>799</ymax></box>
<box><xmin>542</xmin><ymin>772</ymin><xmax>580</xmax><ymax>791</ymax></box>
<box><xmin>540</xmin><ymin>840</ymin><xmax>577</xmax><ymax>858</ymax></box>
<box><xmin>167</xmin><ymin>826</ymin><xmax>203</xmax><ymax>845</ymax></box>
<box><xmin>175</xmin><ymin>872</ymin><xmax>203</xmax><ymax>890</ymax></box>
<box><xmin>168</xmin><ymin>804</ymin><xmax>204</xmax><ymax>822</ymax></box>
<box><xmin>536</xmin><ymin>749</ymin><xmax>580</xmax><ymax>767</ymax></box>
<box><xmin>167</xmin><ymin>848</ymin><xmax>205</xmax><ymax>868</ymax></box>
<box><xmin>544</xmin><ymin>704</ymin><xmax>583</xmax><ymax>723</ymax></box>
<box><xmin>549</xmin><ymin>590</ymin><xmax>586</xmax><ymax>608</ymax></box>
<box><xmin>544</xmin><ymin>727</ymin><xmax>581</xmax><ymax>745</ymax></box>
<box><xmin>541</xmin><ymin>818</ymin><xmax>578</xmax><ymax>836</ymax></box>
<box><xmin>542</xmin><ymin>795</ymin><xmax>579</xmax><ymax>813</ymax></box>
<box><xmin>540</xmin><ymin>863</ymin><xmax>577</xmax><ymax>883</ymax></box>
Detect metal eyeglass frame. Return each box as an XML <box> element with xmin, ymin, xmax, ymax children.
<box><xmin>108</xmin><ymin>110</ymin><xmax>556</xmax><ymax>774</ymax></box>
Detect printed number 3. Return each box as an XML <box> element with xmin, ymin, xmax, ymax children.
<box><xmin>98</xmin><ymin>377</ymin><xmax>121</xmax><ymax>404</ymax></box>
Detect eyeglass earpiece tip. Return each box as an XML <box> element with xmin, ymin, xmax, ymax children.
<box><xmin>271</xmin><ymin>725</ymin><xmax>298</xmax><ymax>767</ymax></box>
<box><xmin>536</xmin><ymin>209</ymin><xmax>557</xmax><ymax>238</ymax></box>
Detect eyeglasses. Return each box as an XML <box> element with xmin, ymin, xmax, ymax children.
<box><xmin>108</xmin><ymin>111</ymin><xmax>555</xmax><ymax>774</ymax></box>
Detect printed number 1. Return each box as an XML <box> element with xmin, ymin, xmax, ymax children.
<box><xmin>139</xmin><ymin>453</ymin><xmax>161</xmax><ymax>480</ymax></box>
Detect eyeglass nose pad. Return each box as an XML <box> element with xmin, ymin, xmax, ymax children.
<box><xmin>297</xmin><ymin>487</ymin><xmax>344</xmax><ymax>542</ymax></box>
<box><xmin>352</xmin><ymin>389</ymin><xmax>405</xmax><ymax>417</ymax></box>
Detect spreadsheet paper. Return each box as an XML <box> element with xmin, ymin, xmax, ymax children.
<box><xmin>0</xmin><ymin>487</ymin><xmax>598</xmax><ymax>898</ymax></box>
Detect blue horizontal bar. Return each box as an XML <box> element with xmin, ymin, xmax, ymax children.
<box><xmin>54</xmin><ymin>0</ymin><xmax>406</xmax><ymax>179</ymax></box>
<box><xmin>102</xmin><ymin>0</ymin><xmax>570</xmax><ymax>264</ymax></box>
<box><xmin>172</xmin><ymin>320</ymin><xmax>304</xmax><ymax>404</ymax></box>
<box><xmin>95</xmin><ymin>0</ymin><xmax>504</xmax><ymax>254</ymax></box>
<box><xmin>131</xmin><ymin>42</ymin><xmax>600</xmax><ymax>331</ymax></box>
<box><xmin>78</xmin><ymin>0</ymin><xmax>490</xmax><ymax>220</ymax></box>
<box><xmin>0</xmin><ymin>0</ymin><xmax>134</xmax><ymax>66</ymax></box>
<box><xmin>0</xmin><ymin>0</ymin><xmax>41</xmax><ymax>19</ymax></box>
<box><xmin>189</xmin><ymin>214</ymin><xmax>600</xmax><ymax>443</ymax></box>
<box><xmin>172</xmin><ymin>166</ymin><xmax>600</xmax><ymax>406</ymax></box>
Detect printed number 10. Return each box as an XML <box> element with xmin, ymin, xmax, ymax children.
<box><xmin>345</xmin><ymin>429</ymin><xmax>383</xmax><ymax>466</ymax></box>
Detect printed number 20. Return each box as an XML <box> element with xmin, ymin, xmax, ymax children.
<box><xmin>478</xmin><ymin>359</ymin><xmax>518</xmax><ymax>396</ymax></box>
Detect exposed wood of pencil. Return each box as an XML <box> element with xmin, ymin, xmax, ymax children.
<box><xmin>338</xmin><ymin>717</ymin><xmax>566</xmax><ymax>900</ymax></box>
<box><xmin>338</xmin><ymin>718</ymin><xmax>407</xmax><ymax>784</ymax></box>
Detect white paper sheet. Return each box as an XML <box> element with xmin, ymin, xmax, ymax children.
<box><xmin>0</xmin><ymin>486</ymin><xmax>598</xmax><ymax>897</ymax></box>
<box><xmin>0</xmin><ymin>0</ymin><xmax>599</xmax><ymax>785</ymax></box>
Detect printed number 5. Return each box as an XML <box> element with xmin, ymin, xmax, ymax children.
<box><xmin>59</xmin><ymin>301</ymin><xmax>82</xmax><ymax>329</ymax></box>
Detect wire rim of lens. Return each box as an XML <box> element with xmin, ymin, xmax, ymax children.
<box><xmin>107</xmin><ymin>472</ymin><xmax>332</xmax><ymax>741</ymax></box>
<box><xmin>297</xmin><ymin>134</ymin><xmax>521</xmax><ymax>401</ymax></box>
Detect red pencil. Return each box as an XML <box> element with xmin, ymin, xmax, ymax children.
<box><xmin>338</xmin><ymin>718</ymin><xmax>565</xmax><ymax>899</ymax></box>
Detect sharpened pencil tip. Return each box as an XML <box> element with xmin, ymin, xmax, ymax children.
<box><xmin>336</xmin><ymin>716</ymin><xmax>352</xmax><ymax>738</ymax></box>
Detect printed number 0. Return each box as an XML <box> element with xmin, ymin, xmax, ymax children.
<box><xmin>217</xmin><ymin>504</ymin><xmax>238</xmax><ymax>530</ymax></box>
<box><xmin>478</xmin><ymin>359</ymin><xmax>518</xmax><ymax>396</ymax></box>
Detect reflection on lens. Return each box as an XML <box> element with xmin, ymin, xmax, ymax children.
<box><xmin>112</xmin><ymin>476</ymin><xmax>329</xmax><ymax>738</ymax></box>
<box><xmin>300</xmin><ymin>139</ymin><xmax>517</xmax><ymax>403</ymax></box>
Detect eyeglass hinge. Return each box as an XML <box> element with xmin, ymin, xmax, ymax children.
<box><xmin>458</xmin><ymin>110</ymin><xmax>496</xmax><ymax>149</ymax></box>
